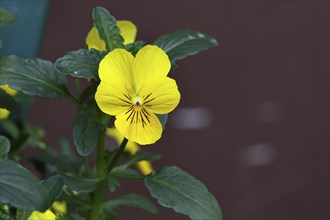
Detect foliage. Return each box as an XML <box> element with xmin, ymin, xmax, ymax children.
<box><xmin>0</xmin><ymin>6</ymin><xmax>221</xmax><ymax>220</ymax></box>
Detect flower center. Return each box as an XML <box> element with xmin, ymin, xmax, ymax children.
<box><xmin>133</xmin><ymin>97</ymin><xmax>143</xmax><ymax>106</ymax></box>
<box><xmin>125</xmin><ymin>103</ymin><xmax>150</xmax><ymax>127</ymax></box>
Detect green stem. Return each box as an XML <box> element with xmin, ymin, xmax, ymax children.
<box><xmin>65</xmin><ymin>92</ymin><xmax>88</xmax><ymax>113</ymax></box>
<box><xmin>110</xmin><ymin>173</ymin><xmax>144</xmax><ymax>180</ymax></box>
<box><xmin>89</xmin><ymin>133</ymin><xmax>106</xmax><ymax>220</ymax></box>
<box><xmin>75</xmin><ymin>78</ymin><xmax>81</xmax><ymax>98</ymax></box>
<box><xmin>83</xmin><ymin>157</ymin><xmax>90</xmax><ymax>176</ymax></box>
<box><xmin>107</xmin><ymin>138</ymin><xmax>128</xmax><ymax>174</ymax></box>
<box><xmin>96</xmin><ymin>133</ymin><xmax>105</xmax><ymax>174</ymax></box>
<box><xmin>89</xmin><ymin>137</ymin><xmax>128</xmax><ymax>219</ymax></box>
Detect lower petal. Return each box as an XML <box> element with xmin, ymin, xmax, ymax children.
<box><xmin>114</xmin><ymin>107</ymin><xmax>162</xmax><ymax>145</ymax></box>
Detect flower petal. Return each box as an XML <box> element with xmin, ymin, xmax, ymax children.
<box><xmin>117</xmin><ymin>20</ymin><xmax>137</xmax><ymax>45</ymax></box>
<box><xmin>86</xmin><ymin>26</ymin><xmax>106</xmax><ymax>51</ymax></box>
<box><xmin>99</xmin><ymin>49</ymin><xmax>135</xmax><ymax>89</ymax></box>
<box><xmin>95</xmin><ymin>77</ymin><xmax>135</xmax><ymax>115</ymax></box>
<box><xmin>52</xmin><ymin>201</ymin><xmax>67</xmax><ymax>215</ymax></box>
<box><xmin>106</xmin><ymin>127</ymin><xmax>140</xmax><ymax>154</ymax></box>
<box><xmin>0</xmin><ymin>85</ymin><xmax>17</xmax><ymax>96</ymax></box>
<box><xmin>136</xmin><ymin>161</ymin><xmax>153</xmax><ymax>175</ymax></box>
<box><xmin>28</xmin><ymin>210</ymin><xmax>56</xmax><ymax>220</ymax></box>
<box><xmin>115</xmin><ymin>107</ymin><xmax>162</xmax><ymax>145</ymax></box>
<box><xmin>139</xmin><ymin>77</ymin><xmax>180</xmax><ymax>114</ymax></box>
<box><xmin>0</xmin><ymin>108</ymin><xmax>10</xmax><ymax>119</ymax></box>
<box><xmin>132</xmin><ymin>45</ymin><xmax>171</xmax><ymax>92</ymax></box>
<box><xmin>106</xmin><ymin>127</ymin><xmax>153</xmax><ymax>175</ymax></box>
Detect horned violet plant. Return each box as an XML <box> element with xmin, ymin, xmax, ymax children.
<box><xmin>0</xmin><ymin>6</ymin><xmax>221</xmax><ymax>220</ymax></box>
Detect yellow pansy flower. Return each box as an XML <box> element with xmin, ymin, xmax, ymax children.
<box><xmin>0</xmin><ymin>85</ymin><xmax>17</xmax><ymax>119</ymax></box>
<box><xmin>86</xmin><ymin>20</ymin><xmax>137</xmax><ymax>50</ymax></box>
<box><xmin>28</xmin><ymin>201</ymin><xmax>67</xmax><ymax>220</ymax></box>
<box><xmin>28</xmin><ymin>210</ymin><xmax>56</xmax><ymax>220</ymax></box>
<box><xmin>95</xmin><ymin>45</ymin><xmax>180</xmax><ymax>145</ymax></box>
<box><xmin>106</xmin><ymin>127</ymin><xmax>153</xmax><ymax>175</ymax></box>
<box><xmin>52</xmin><ymin>200</ymin><xmax>67</xmax><ymax>215</ymax></box>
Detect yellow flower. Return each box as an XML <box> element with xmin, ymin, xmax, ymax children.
<box><xmin>28</xmin><ymin>201</ymin><xmax>67</xmax><ymax>220</ymax></box>
<box><xmin>106</xmin><ymin>127</ymin><xmax>153</xmax><ymax>175</ymax></box>
<box><xmin>0</xmin><ymin>85</ymin><xmax>17</xmax><ymax>119</ymax></box>
<box><xmin>51</xmin><ymin>200</ymin><xmax>67</xmax><ymax>215</ymax></box>
<box><xmin>95</xmin><ymin>45</ymin><xmax>180</xmax><ymax>145</ymax></box>
<box><xmin>86</xmin><ymin>20</ymin><xmax>137</xmax><ymax>51</ymax></box>
<box><xmin>28</xmin><ymin>210</ymin><xmax>56</xmax><ymax>220</ymax></box>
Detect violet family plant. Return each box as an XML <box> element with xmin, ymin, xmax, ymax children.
<box><xmin>0</xmin><ymin>6</ymin><xmax>222</xmax><ymax>220</ymax></box>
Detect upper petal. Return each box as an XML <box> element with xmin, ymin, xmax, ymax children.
<box><xmin>115</xmin><ymin>106</ymin><xmax>162</xmax><ymax>145</ymax></box>
<box><xmin>99</xmin><ymin>49</ymin><xmax>135</xmax><ymax>89</ymax></box>
<box><xmin>86</xmin><ymin>20</ymin><xmax>136</xmax><ymax>51</ymax></box>
<box><xmin>117</xmin><ymin>20</ymin><xmax>137</xmax><ymax>45</ymax></box>
<box><xmin>132</xmin><ymin>45</ymin><xmax>171</xmax><ymax>93</ymax></box>
<box><xmin>86</xmin><ymin>26</ymin><xmax>106</xmax><ymax>51</ymax></box>
<box><xmin>139</xmin><ymin>77</ymin><xmax>180</xmax><ymax>114</ymax></box>
<box><xmin>95</xmin><ymin>77</ymin><xmax>135</xmax><ymax>116</ymax></box>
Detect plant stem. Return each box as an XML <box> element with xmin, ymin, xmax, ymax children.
<box><xmin>110</xmin><ymin>173</ymin><xmax>144</xmax><ymax>180</ymax></box>
<box><xmin>65</xmin><ymin>92</ymin><xmax>88</xmax><ymax>114</ymax></box>
<box><xmin>89</xmin><ymin>132</ymin><xmax>106</xmax><ymax>220</ymax></box>
<box><xmin>107</xmin><ymin>138</ymin><xmax>128</xmax><ymax>174</ymax></box>
<box><xmin>96</xmin><ymin>133</ymin><xmax>105</xmax><ymax>174</ymax></box>
<box><xmin>75</xmin><ymin>78</ymin><xmax>81</xmax><ymax>98</ymax></box>
<box><xmin>89</xmin><ymin>137</ymin><xmax>128</xmax><ymax>219</ymax></box>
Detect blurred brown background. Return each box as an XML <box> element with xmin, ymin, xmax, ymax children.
<box><xmin>9</xmin><ymin>1</ymin><xmax>330</xmax><ymax>220</ymax></box>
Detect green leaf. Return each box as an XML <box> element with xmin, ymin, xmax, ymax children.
<box><xmin>30</xmin><ymin>150</ymin><xmax>81</xmax><ymax>174</ymax></box>
<box><xmin>55</xmin><ymin>48</ymin><xmax>107</xmax><ymax>79</ymax></box>
<box><xmin>16</xmin><ymin>209</ymin><xmax>33</xmax><ymax>220</ymax></box>
<box><xmin>125</xmin><ymin>41</ymin><xmax>145</xmax><ymax>56</ymax></box>
<box><xmin>108</xmin><ymin>168</ymin><xmax>142</xmax><ymax>192</ymax></box>
<box><xmin>0</xmin><ymin>160</ymin><xmax>51</xmax><ymax>211</ymax></box>
<box><xmin>92</xmin><ymin>6</ymin><xmax>124</xmax><ymax>51</ymax></box>
<box><xmin>0</xmin><ymin>8</ymin><xmax>16</xmax><ymax>24</ymax></box>
<box><xmin>0</xmin><ymin>136</ymin><xmax>10</xmax><ymax>160</ymax></box>
<box><xmin>111</xmin><ymin>167</ymin><xmax>140</xmax><ymax>177</ymax></box>
<box><xmin>68</xmin><ymin>213</ymin><xmax>86</xmax><ymax>220</ymax></box>
<box><xmin>0</xmin><ymin>56</ymin><xmax>67</xmax><ymax>98</ymax></box>
<box><xmin>154</xmin><ymin>30</ymin><xmax>218</xmax><ymax>66</ymax></box>
<box><xmin>107</xmin><ymin>176</ymin><xmax>120</xmax><ymax>193</ymax></box>
<box><xmin>73</xmin><ymin>111</ymin><xmax>100</xmax><ymax>156</ymax></box>
<box><xmin>41</xmin><ymin>175</ymin><xmax>64</xmax><ymax>201</ymax></box>
<box><xmin>103</xmin><ymin>194</ymin><xmax>158</xmax><ymax>215</ymax></box>
<box><xmin>61</xmin><ymin>173</ymin><xmax>102</xmax><ymax>193</ymax></box>
<box><xmin>145</xmin><ymin>166</ymin><xmax>222</xmax><ymax>220</ymax></box>
<box><xmin>0</xmin><ymin>89</ymin><xmax>22</xmax><ymax>113</ymax></box>
<box><xmin>114</xmin><ymin>151</ymin><xmax>161</xmax><ymax>171</ymax></box>
<box><xmin>59</xmin><ymin>138</ymin><xmax>75</xmax><ymax>157</ymax></box>
<box><xmin>0</xmin><ymin>120</ymin><xmax>19</xmax><ymax>139</ymax></box>
<box><xmin>0</xmin><ymin>212</ymin><xmax>11</xmax><ymax>220</ymax></box>
<box><xmin>156</xmin><ymin>114</ymin><xmax>168</xmax><ymax>131</ymax></box>
<box><xmin>22</xmin><ymin>122</ymin><xmax>47</xmax><ymax>150</ymax></box>
<box><xmin>78</xmin><ymin>85</ymin><xmax>95</xmax><ymax>103</ymax></box>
